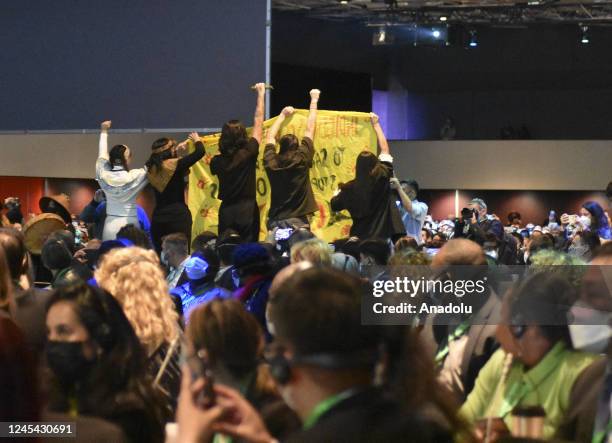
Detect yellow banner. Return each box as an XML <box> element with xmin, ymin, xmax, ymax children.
<box><xmin>188</xmin><ymin>110</ymin><xmax>377</xmax><ymax>242</ymax></box>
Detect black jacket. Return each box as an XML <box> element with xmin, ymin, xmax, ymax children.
<box><xmin>285</xmin><ymin>388</ymin><xmax>453</xmax><ymax>443</ymax></box>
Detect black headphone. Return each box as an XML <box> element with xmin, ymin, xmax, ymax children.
<box><xmin>267</xmin><ymin>347</ymin><xmax>381</xmax><ymax>385</ymax></box>
<box><xmin>509</xmin><ymin>310</ymin><xmax>527</xmax><ymax>339</ymax></box>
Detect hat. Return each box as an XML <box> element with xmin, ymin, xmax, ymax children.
<box><xmin>533</xmin><ymin>225</ymin><xmax>543</xmax><ymax>233</ymax></box>
<box><xmin>39</xmin><ymin>194</ymin><xmax>71</xmax><ymax>224</ymax></box>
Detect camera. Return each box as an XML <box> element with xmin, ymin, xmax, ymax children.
<box><xmin>461</xmin><ymin>207</ymin><xmax>477</xmax><ymax>221</ymax></box>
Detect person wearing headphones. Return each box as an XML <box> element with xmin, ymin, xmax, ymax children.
<box><xmin>176</xmin><ymin>268</ymin><xmax>454</xmax><ymax>443</ymax></box>
<box><xmin>461</xmin><ymin>272</ymin><xmax>603</xmax><ymax>441</ymax></box>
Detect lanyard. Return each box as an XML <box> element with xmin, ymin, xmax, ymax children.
<box><xmin>303</xmin><ymin>389</ymin><xmax>357</xmax><ymax>430</ymax></box>
<box><xmin>593</xmin><ymin>420</ymin><xmax>612</xmax><ymax>443</ymax></box>
<box><xmin>435</xmin><ymin>319</ymin><xmax>471</xmax><ymax>365</ymax></box>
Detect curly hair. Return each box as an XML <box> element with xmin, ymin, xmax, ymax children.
<box><xmin>95</xmin><ymin>247</ymin><xmax>179</xmax><ymax>356</ymax></box>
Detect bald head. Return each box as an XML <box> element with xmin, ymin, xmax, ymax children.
<box><xmin>432</xmin><ymin>238</ymin><xmax>486</xmax><ymax>266</ymax></box>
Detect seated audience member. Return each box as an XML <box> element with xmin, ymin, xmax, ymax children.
<box><xmin>330</xmin><ymin>251</ymin><xmax>360</xmax><ymax>275</ymax></box>
<box><xmin>233</xmin><ymin>243</ymin><xmax>275</xmax><ymax>337</ymax></box>
<box><xmin>457</xmin><ymin>199</ymin><xmax>517</xmax><ymax>265</ymax></box>
<box><xmin>176</xmin><ymin>268</ymin><xmax>454</xmax><ymax>443</ymax></box>
<box><xmin>556</xmin><ymin>243</ymin><xmax>612</xmax><ymax>442</ymax></box>
<box><xmin>507</xmin><ymin>211</ymin><xmax>522</xmax><ymax>229</ymax></box>
<box><xmin>1</xmin><ymin>318</ymin><xmax>40</xmax><ymax>429</ymax></box>
<box><xmin>522</xmin><ymin>232</ymin><xmax>554</xmax><ymax>265</ymax></box>
<box><xmin>290</xmin><ymin>238</ymin><xmax>332</xmax><ymax>266</ymax></box>
<box><xmin>421</xmin><ymin>228</ymin><xmax>434</xmax><ymax>246</ymax></box>
<box><xmin>186</xmin><ymin>298</ymin><xmax>301</xmax><ymax>440</ymax></box>
<box><xmin>171</xmin><ymin>249</ymin><xmax>231</xmax><ymax>322</ymax></box>
<box><xmin>4</xmin><ymin>197</ymin><xmax>23</xmax><ymax>225</ymax></box>
<box><xmin>580</xmin><ymin>201</ymin><xmax>612</xmax><ymax>241</ymax></box>
<box><xmin>388</xmin><ymin>249</ymin><xmax>431</xmax><ymax>266</ymax></box>
<box><xmin>40</xmin><ymin>237</ymin><xmax>80</xmax><ymax>288</ymax></box>
<box><xmin>359</xmin><ymin>238</ymin><xmax>391</xmax><ymax>266</ymax></box>
<box><xmin>115</xmin><ymin>223</ymin><xmax>152</xmax><ymax>249</ymax></box>
<box><xmin>394</xmin><ymin>235</ymin><xmax>419</xmax><ymax>252</ymax></box>
<box><xmin>461</xmin><ymin>273</ymin><xmax>603</xmax><ymax>440</ymax></box>
<box><xmin>392</xmin><ymin>178</ymin><xmax>429</xmax><ymax>245</ymax></box>
<box><xmin>567</xmin><ymin>229</ymin><xmax>601</xmax><ymax>261</ymax></box>
<box><xmin>424</xmin><ymin>239</ymin><xmax>500</xmax><ymax>403</ymax></box>
<box><xmin>94</xmin><ymin>247</ymin><xmax>180</xmax><ymax>415</ymax></box>
<box><xmin>161</xmin><ymin>233</ymin><xmax>190</xmax><ymax>290</ymax></box>
<box><xmin>45</xmin><ymin>282</ymin><xmax>165</xmax><ymax>442</ymax></box>
<box><xmin>0</xmin><ymin>228</ymin><xmax>51</xmax><ymax>355</ymax></box>
<box><xmin>215</xmin><ymin>229</ymin><xmax>241</xmax><ymax>292</ymax></box>
<box><xmin>191</xmin><ymin>231</ymin><xmax>218</xmax><ymax>253</ymax></box>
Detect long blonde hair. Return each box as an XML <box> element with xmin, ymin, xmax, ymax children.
<box><xmin>95</xmin><ymin>247</ymin><xmax>179</xmax><ymax>356</ymax></box>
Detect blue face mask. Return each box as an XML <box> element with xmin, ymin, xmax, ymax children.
<box><xmin>185</xmin><ymin>257</ymin><xmax>209</xmax><ymax>280</ymax></box>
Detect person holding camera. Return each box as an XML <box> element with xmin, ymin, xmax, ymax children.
<box><xmin>455</xmin><ymin>198</ymin><xmax>516</xmax><ymax>264</ymax></box>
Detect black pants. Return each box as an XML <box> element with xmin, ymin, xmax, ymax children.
<box><xmin>151</xmin><ymin>204</ymin><xmax>193</xmax><ymax>253</ymax></box>
<box><xmin>218</xmin><ymin>198</ymin><xmax>260</xmax><ymax>242</ymax></box>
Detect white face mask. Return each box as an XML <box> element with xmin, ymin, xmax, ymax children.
<box><xmin>579</xmin><ymin>215</ymin><xmax>592</xmax><ymax>229</ymax></box>
<box><xmin>486</xmin><ymin>250</ymin><xmax>498</xmax><ymax>260</ymax></box>
<box><xmin>568</xmin><ymin>302</ymin><xmax>612</xmax><ymax>353</ymax></box>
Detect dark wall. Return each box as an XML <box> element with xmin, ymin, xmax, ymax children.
<box><xmin>0</xmin><ymin>0</ymin><xmax>267</xmax><ymax>130</ymax></box>
<box><xmin>272</xmin><ymin>12</ymin><xmax>612</xmax><ymax>139</ymax></box>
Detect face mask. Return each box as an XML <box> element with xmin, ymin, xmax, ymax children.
<box><xmin>185</xmin><ymin>257</ymin><xmax>209</xmax><ymax>280</ymax></box>
<box><xmin>579</xmin><ymin>215</ymin><xmax>592</xmax><ymax>229</ymax></box>
<box><xmin>568</xmin><ymin>302</ymin><xmax>612</xmax><ymax>353</ymax></box>
<box><xmin>46</xmin><ymin>341</ymin><xmax>95</xmax><ymax>386</ymax></box>
<box><xmin>486</xmin><ymin>250</ymin><xmax>498</xmax><ymax>260</ymax></box>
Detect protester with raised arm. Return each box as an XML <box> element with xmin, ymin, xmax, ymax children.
<box><xmin>211</xmin><ymin>83</ymin><xmax>266</xmax><ymax>242</ymax></box>
<box><xmin>95</xmin><ymin>121</ymin><xmax>148</xmax><ymax>241</ymax></box>
<box><xmin>330</xmin><ymin>113</ymin><xmax>405</xmax><ymax>241</ymax></box>
<box><xmin>264</xmin><ymin>89</ymin><xmax>320</xmax><ymax>232</ymax></box>
<box><xmin>146</xmin><ymin>131</ymin><xmax>205</xmax><ymax>252</ymax></box>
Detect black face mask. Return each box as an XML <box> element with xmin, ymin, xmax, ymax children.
<box><xmin>46</xmin><ymin>341</ymin><xmax>96</xmax><ymax>386</ymax></box>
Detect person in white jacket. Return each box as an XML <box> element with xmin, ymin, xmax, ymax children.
<box><xmin>96</xmin><ymin>120</ymin><xmax>148</xmax><ymax>241</ymax></box>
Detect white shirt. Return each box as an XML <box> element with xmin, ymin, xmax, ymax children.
<box><xmin>167</xmin><ymin>257</ymin><xmax>189</xmax><ymax>290</ymax></box>
<box><xmin>96</xmin><ymin>132</ymin><xmax>148</xmax><ymax>217</ymax></box>
<box><xmin>397</xmin><ymin>199</ymin><xmax>428</xmax><ymax>245</ymax></box>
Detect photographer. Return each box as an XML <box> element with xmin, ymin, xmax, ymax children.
<box><xmin>455</xmin><ymin>198</ymin><xmax>516</xmax><ymax>265</ymax></box>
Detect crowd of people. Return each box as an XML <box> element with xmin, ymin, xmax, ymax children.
<box><xmin>0</xmin><ymin>84</ymin><xmax>611</xmax><ymax>443</ymax></box>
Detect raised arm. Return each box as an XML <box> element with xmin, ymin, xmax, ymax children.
<box><xmin>304</xmin><ymin>89</ymin><xmax>320</xmax><ymax>140</ymax></box>
<box><xmin>252</xmin><ymin>83</ymin><xmax>266</xmax><ymax>144</ymax></box>
<box><xmin>177</xmin><ymin>132</ymin><xmax>206</xmax><ymax>170</ymax></box>
<box><xmin>370</xmin><ymin>113</ymin><xmax>390</xmax><ymax>157</ymax></box>
<box><xmin>265</xmin><ymin>106</ymin><xmax>295</xmax><ymax>145</ymax></box>
<box><xmin>391</xmin><ymin>178</ymin><xmax>413</xmax><ymax>213</ymax></box>
<box><xmin>98</xmin><ymin>120</ymin><xmax>111</xmax><ymax>160</ymax></box>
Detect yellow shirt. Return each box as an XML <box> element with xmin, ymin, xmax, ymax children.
<box><xmin>460</xmin><ymin>342</ymin><xmax>602</xmax><ymax>439</ymax></box>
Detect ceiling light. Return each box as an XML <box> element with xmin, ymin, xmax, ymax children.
<box><xmin>440</xmin><ymin>16</ymin><xmax>448</xmax><ymax>22</ymax></box>
<box><xmin>580</xmin><ymin>25</ymin><xmax>590</xmax><ymax>44</ymax></box>
<box><xmin>469</xmin><ymin>30</ymin><xmax>478</xmax><ymax>47</ymax></box>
